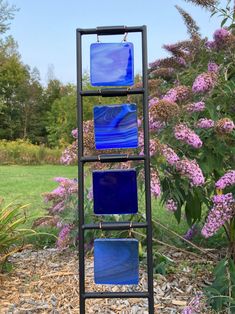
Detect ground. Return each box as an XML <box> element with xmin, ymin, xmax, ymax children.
<box><xmin>0</xmin><ymin>248</ymin><xmax>216</xmax><ymax>314</ymax></box>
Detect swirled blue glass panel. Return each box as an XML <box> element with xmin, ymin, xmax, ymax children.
<box><xmin>94</xmin><ymin>239</ymin><xmax>139</xmax><ymax>285</ymax></box>
<box><xmin>90</xmin><ymin>42</ymin><xmax>134</xmax><ymax>86</ymax></box>
<box><xmin>93</xmin><ymin>169</ymin><xmax>138</xmax><ymax>215</ymax></box>
<box><xmin>94</xmin><ymin>104</ymin><xmax>138</xmax><ymax>150</ymax></box>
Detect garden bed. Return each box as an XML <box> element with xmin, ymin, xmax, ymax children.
<box><xmin>0</xmin><ymin>248</ymin><xmax>216</xmax><ymax>313</ymax></box>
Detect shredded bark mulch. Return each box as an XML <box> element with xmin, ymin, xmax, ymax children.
<box><xmin>0</xmin><ymin>248</ymin><xmax>216</xmax><ymax>313</ymax></box>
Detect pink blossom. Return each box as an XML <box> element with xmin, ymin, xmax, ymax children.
<box><xmin>56</xmin><ymin>224</ymin><xmax>72</xmax><ymax>250</ymax></box>
<box><xmin>213</xmin><ymin>28</ymin><xmax>231</xmax><ymax>46</ymax></box>
<box><xmin>148</xmin><ymin>97</ymin><xmax>159</xmax><ymax>108</ymax></box>
<box><xmin>161</xmin><ymin>145</ymin><xmax>180</xmax><ymax>165</ymax></box>
<box><xmin>174</xmin><ymin>124</ymin><xmax>203</xmax><ymax>149</ymax></box>
<box><xmin>71</xmin><ymin>129</ymin><xmax>78</xmax><ymax>139</ymax></box>
<box><xmin>192</xmin><ymin>72</ymin><xmax>217</xmax><ymax>94</ymax></box>
<box><xmin>176</xmin><ymin>158</ymin><xmax>205</xmax><ymax>187</ymax></box>
<box><xmin>205</xmin><ymin>40</ymin><xmax>216</xmax><ymax>50</ymax></box>
<box><xmin>215</xmin><ymin>170</ymin><xmax>235</xmax><ymax>190</ymax></box>
<box><xmin>150</xmin><ymin>170</ymin><xmax>161</xmax><ymax>197</ymax></box>
<box><xmin>201</xmin><ymin>193</ymin><xmax>234</xmax><ymax>238</ymax></box>
<box><xmin>208</xmin><ymin>62</ymin><xmax>219</xmax><ymax>73</ymax></box>
<box><xmin>196</xmin><ymin>118</ymin><xmax>214</xmax><ymax>129</ymax></box>
<box><xmin>163</xmin><ymin>85</ymin><xmax>190</xmax><ymax>103</ymax></box>
<box><xmin>166</xmin><ymin>199</ymin><xmax>177</xmax><ymax>212</ymax></box>
<box><xmin>139</xmin><ymin>132</ymin><xmax>158</xmax><ymax>156</ymax></box>
<box><xmin>186</xmin><ymin>101</ymin><xmax>205</xmax><ymax>113</ymax></box>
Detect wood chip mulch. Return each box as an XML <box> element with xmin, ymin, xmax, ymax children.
<box><xmin>0</xmin><ymin>248</ymin><xmax>216</xmax><ymax>313</ymax></box>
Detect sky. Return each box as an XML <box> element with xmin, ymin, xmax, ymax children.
<box><xmin>8</xmin><ymin>0</ymin><xmax>226</xmax><ymax>85</ymax></box>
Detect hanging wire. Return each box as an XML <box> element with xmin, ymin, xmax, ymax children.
<box><xmin>97</xmin><ymin>34</ymin><xmax>100</xmax><ymax>43</ymax></box>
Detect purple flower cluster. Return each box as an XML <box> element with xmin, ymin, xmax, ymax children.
<box><xmin>182</xmin><ymin>293</ymin><xmax>203</xmax><ymax>314</ymax></box>
<box><xmin>196</xmin><ymin>118</ymin><xmax>215</xmax><ymax>129</ymax></box>
<box><xmin>56</xmin><ymin>224</ymin><xmax>72</xmax><ymax>250</ymax></box>
<box><xmin>163</xmin><ymin>85</ymin><xmax>190</xmax><ymax>103</ymax></box>
<box><xmin>151</xmin><ymin>170</ymin><xmax>161</xmax><ymax>197</ymax></box>
<box><xmin>148</xmin><ymin>97</ymin><xmax>159</xmax><ymax>108</ymax></box>
<box><xmin>216</xmin><ymin>118</ymin><xmax>235</xmax><ymax>134</ymax></box>
<box><xmin>183</xmin><ymin>224</ymin><xmax>198</xmax><ymax>240</ymax></box>
<box><xmin>176</xmin><ymin>57</ymin><xmax>186</xmax><ymax>66</ymax></box>
<box><xmin>139</xmin><ymin>131</ymin><xmax>159</xmax><ymax>156</ymax></box>
<box><xmin>60</xmin><ymin>141</ymin><xmax>77</xmax><ymax>165</ymax></box>
<box><xmin>208</xmin><ymin>62</ymin><xmax>219</xmax><ymax>73</ymax></box>
<box><xmin>166</xmin><ymin>199</ymin><xmax>177</xmax><ymax>212</ymax></box>
<box><xmin>201</xmin><ymin>193</ymin><xmax>234</xmax><ymax>238</ymax></box>
<box><xmin>215</xmin><ymin>170</ymin><xmax>235</xmax><ymax>190</ymax></box>
<box><xmin>176</xmin><ymin>158</ymin><xmax>205</xmax><ymax>187</ymax></box>
<box><xmin>192</xmin><ymin>72</ymin><xmax>217</xmax><ymax>94</ymax></box>
<box><xmin>161</xmin><ymin>144</ymin><xmax>180</xmax><ymax>166</ymax></box>
<box><xmin>205</xmin><ymin>40</ymin><xmax>216</xmax><ymax>50</ymax></box>
<box><xmin>71</xmin><ymin>128</ymin><xmax>78</xmax><ymax>139</ymax></box>
<box><xmin>174</xmin><ymin>124</ymin><xmax>203</xmax><ymax>148</ymax></box>
<box><xmin>186</xmin><ymin>101</ymin><xmax>205</xmax><ymax>113</ymax></box>
<box><xmin>44</xmin><ymin>177</ymin><xmax>78</xmax><ymax>213</ymax></box>
<box><xmin>213</xmin><ymin>28</ymin><xmax>231</xmax><ymax>45</ymax></box>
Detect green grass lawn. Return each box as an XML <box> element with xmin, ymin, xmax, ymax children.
<box><xmin>0</xmin><ymin>165</ymin><xmax>77</xmax><ymax>219</ymax></box>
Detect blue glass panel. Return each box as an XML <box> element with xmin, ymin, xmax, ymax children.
<box><xmin>93</xmin><ymin>169</ymin><xmax>138</xmax><ymax>215</ymax></box>
<box><xmin>94</xmin><ymin>104</ymin><xmax>138</xmax><ymax>150</ymax></box>
<box><xmin>90</xmin><ymin>42</ymin><xmax>134</xmax><ymax>86</ymax></box>
<box><xmin>94</xmin><ymin>239</ymin><xmax>139</xmax><ymax>285</ymax></box>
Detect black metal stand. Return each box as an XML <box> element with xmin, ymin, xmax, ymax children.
<box><xmin>77</xmin><ymin>25</ymin><xmax>154</xmax><ymax>314</ymax></box>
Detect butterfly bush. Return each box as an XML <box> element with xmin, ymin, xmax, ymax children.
<box><xmin>183</xmin><ymin>224</ymin><xmax>198</xmax><ymax>240</ymax></box>
<box><xmin>201</xmin><ymin>193</ymin><xmax>234</xmax><ymax>238</ymax></box>
<box><xmin>196</xmin><ymin>118</ymin><xmax>214</xmax><ymax>129</ymax></box>
<box><xmin>213</xmin><ymin>28</ymin><xmax>231</xmax><ymax>48</ymax></box>
<box><xmin>216</xmin><ymin>118</ymin><xmax>235</xmax><ymax>134</ymax></box>
<box><xmin>166</xmin><ymin>199</ymin><xmax>177</xmax><ymax>212</ymax></box>
<box><xmin>175</xmin><ymin>158</ymin><xmax>205</xmax><ymax>187</ymax></box>
<box><xmin>207</xmin><ymin>61</ymin><xmax>219</xmax><ymax>73</ymax></box>
<box><xmin>56</xmin><ymin>224</ymin><xmax>73</xmax><ymax>250</ymax></box>
<box><xmin>186</xmin><ymin>101</ymin><xmax>205</xmax><ymax>113</ymax></box>
<box><xmin>44</xmin><ymin>177</ymin><xmax>78</xmax><ymax>214</ymax></box>
<box><xmin>192</xmin><ymin>72</ymin><xmax>217</xmax><ymax>93</ymax></box>
<box><xmin>161</xmin><ymin>144</ymin><xmax>180</xmax><ymax>165</ymax></box>
<box><xmin>150</xmin><ymin>170</ymin><xmax>161</xmax><ymax>197</ymax></box>
<box><xmin>174</xmin><ymin>124</ymin><xmax>203</xmax><ymax>148</ymax></box>
<box><xmin>215</xmin><ymin>170</ymin><xmax>235</xmax><ymax>190</ymax></box>
<box><xmin>163</xmin><ymin>85</ymin><xmax>190</xmax><ymax>102</ymax></box>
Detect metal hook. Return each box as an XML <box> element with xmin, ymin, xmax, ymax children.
<box><xmin>123</xmin><ymin>32</ymin><xmax>128</xmax><ymax>42</ymax></box>
<box><xmin>129</xmin><ymin>221</ymin><xmax>133</xmax><ymax>237</ymax></box>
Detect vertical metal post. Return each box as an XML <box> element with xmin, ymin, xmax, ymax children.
<box><xmin>142</xmin><ymin>25</ymin><xmax>155</xmax><ymax>314</ymax></box>
<box><xmin>77</xmin><ymin>29</ymin><xmax>85</xmax><ymax>314</ymax></box>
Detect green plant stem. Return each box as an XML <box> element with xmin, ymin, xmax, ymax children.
<box><xmin>132</xmin><ymin>230</ymin><xmax>210</xmax><ymax>261</ymax></box>
<box><xmin>152</xmin><ymin>218</ymin><xmax>217</xmax><ymax>260</ymax></box>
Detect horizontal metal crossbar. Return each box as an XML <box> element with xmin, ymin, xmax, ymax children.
<box><xmin>82</xmin><ymin>222</ymin><xmax>148</xmax><ymax>230</ymax></box>
<box><xmin>80</xmin><ymin>88</ymin><xmax>144</xmax><ymax>97</ymax></box>
<box><xmin>77</xmin><ymin>26</ymin><xmax>144</xmax><ymax>35</ymax></box>
<box><xmin>83</xmin><ymin>292</ymin><xmax>149</xmax><ymax>299</ymax></box>
<box><xmin>81</xmin><ymin>154</ymin><xmax>145</xmax><ymax>163</ymax></box>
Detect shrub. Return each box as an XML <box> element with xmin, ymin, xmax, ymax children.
<box><xmin>0</xmin><ymin>140</ymin><xmax>62</xmax><ymax>165</ymax></box>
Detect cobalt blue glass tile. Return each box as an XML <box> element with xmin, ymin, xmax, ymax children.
<box><xmin>90</xmin><ymin>42</ymin><xmax>134</xmax><ymax>86</ymax></box>
<box><xmin>93</xmin><ymin>169</ymin><xmax>138</xmax><ymax>215</ymax></box>
<box><xmin>94</xmin><ymin>238</ymin><xmax>139</xmax><ymax>285</ymax></box>
<box><xmin>94</xmin><ymin>104</ymin><xmax>138</xmax><ymax>150</ymax></box>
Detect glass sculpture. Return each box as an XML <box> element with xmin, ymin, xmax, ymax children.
<box><xmin>94</xmin><ymin>238</ymin><xmax>139</xmax><ymax>285</ymax></box>
<box><xmin>94</xmin><ymin>104</ymin><xmax>138</xmax><ymax>149</ymax></box>
<box><xmin>90</xmin><ymin>42</ymin><xmax>134</xmax><ymax>86</ymax></box>
<box><xmin>93</xmin><ymin>169</ymin><xmax>138</xmax><ymax>215</ymax></box>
